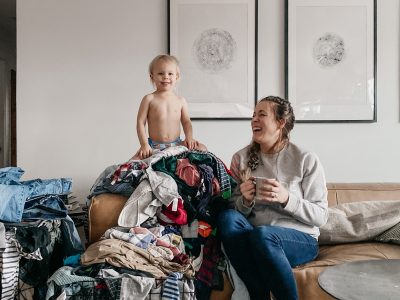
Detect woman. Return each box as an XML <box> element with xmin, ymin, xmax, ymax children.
<box><xmin>218</xmin><ymin>96</ymin><xmax>328</xmax><ymax>300</ymax></box>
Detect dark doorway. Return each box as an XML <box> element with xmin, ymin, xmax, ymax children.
<box><xmin>0</xmin><ymin>0</ymin><xmax>16</xmax><ymax>167</ymax></box>
<box><xmin>11</xmin><ymin>69</ymin><xmax>16</xmax><ymax>166</ymax></box>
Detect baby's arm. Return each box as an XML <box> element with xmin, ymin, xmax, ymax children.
<box><xmin>135</xmin><ymin>96</ymin><xmax>152</xmax><ymax>159</ymax></box>
<box><xmin>181</xmin><ymin>97</ymin><xmax>198</xmax><ymax>150</ymax></box>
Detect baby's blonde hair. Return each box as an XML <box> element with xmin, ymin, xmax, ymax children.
<box><xmin>148</xmin><ymin>54</ymin><xmax>180</xmax><ymax>75</ymax></box>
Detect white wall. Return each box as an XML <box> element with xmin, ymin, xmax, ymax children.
<box><xmin>17</xmin><ymin>0</ymin><xmax>400</xmax><ymax>201</ymax></box>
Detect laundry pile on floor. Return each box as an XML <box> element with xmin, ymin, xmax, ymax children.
<box><xmin>0</xmin><ymin>167</ymin><xmax>83</xmax><ymax>300</ymax></box>
<box><xmin>66</xmin><ymin>146</ymin><xmax>237</xmax><ymax>299</ymax></box>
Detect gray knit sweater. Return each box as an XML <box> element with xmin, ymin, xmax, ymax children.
<box><xmin>230</xmin><ymin>142</ymin><xmax>329</xmax><ymax>238</ymax></box>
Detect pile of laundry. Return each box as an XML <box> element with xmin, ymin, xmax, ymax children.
<box><xmin>77</xmin><ymin>146</ymin><xmax>237</xmax><ymax>299</ymax></box>
<box><xmin>0</xmin><ymin>167</ymin><xmax>84</xmax><ymax>300</ymax></box>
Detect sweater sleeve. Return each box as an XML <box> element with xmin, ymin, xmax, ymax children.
<box><xmin>229</xmin><ymin>152</ymin><xmax>254</xmax><ymax>217</ymax></box>
<box><xmin>283</xmin><ymin>152</ymin><xmax>329</xmax><ymax>227</ymax></box>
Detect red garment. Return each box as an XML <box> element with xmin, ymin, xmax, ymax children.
<box><xmin>158</xmin><ymin>199</ymin><xmax>188</xmax><ymax>225</ymax></box>
<box><xmin>172</xmin><ymin>253</ymin><xmax>191</xmax><ymax>265</ymax></box>
<box><xmin>198</xmin><ymin>221</ymin><xmax>212</xmax><ymax>238</ymax></box>
<box><xmin>111</xmin><ymin>162</ymin><xmax>131</xmax><ymax>185</ymax></box>
<box><xmin>175</xmin><ymin>158</ymin><xmax>201</xmax><ymax>187</ymax></box>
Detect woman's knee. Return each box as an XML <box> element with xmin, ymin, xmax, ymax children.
<box><xmin>249</xmin><ymin>226</ymin><xmax>281</xmax><ymax>253</ymax></box>
<box><xmin>217</xmin><ymin>209</ymin><xmax>250</xmax><ymax>238</ymax></box>
<box><xmin>217</xmin><ymin>209</ymin><xmax>239</xmax><ymax>226</ymax></box>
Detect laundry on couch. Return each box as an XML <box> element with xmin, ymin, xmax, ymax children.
<box><xmin>62</xmin><ymin>146</ymin><xmax>237</xmax><ymax>299</ymax></box>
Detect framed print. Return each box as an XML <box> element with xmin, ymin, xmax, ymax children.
<box><xmin>168</xmin><ymin>0</ymin><xmax>257</xmax><ymax>120</ymax></box>
<box><xmin>285</xmin><ymin>0</ymin><xmax>376</xmax><ymax>122</ymax></box>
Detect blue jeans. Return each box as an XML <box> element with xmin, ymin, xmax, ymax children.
<box><xmin>61</xmin><ymin>216</ymin><xmax>84</xmax><ymax>255</ymax></box>
<box><xmin>0</xmin><ymin>167</ymin><xmax>72</xmax><ymax>222</ymax></box>
<box><xmin>0</xmin><ymin>166</ymin><xmax>24</xmax><ymax>182</ymax></box>
<box><xmin>22</xmin><ymin>194</ymin><xmax>68</xmax><ymax>220</ymax></box>
<box><xmin>218</xmin><ymin>209</ymin><xmax>319</xmax><ymax>300</ymax></box>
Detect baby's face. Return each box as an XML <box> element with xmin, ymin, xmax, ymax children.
<box><xmin>150</xmin><ymin>61</ymin><xmax>179</xmax><ymax>91</ymax></box>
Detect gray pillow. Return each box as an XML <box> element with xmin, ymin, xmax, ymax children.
<box><xmin>319</xmin><ymin>200</ymin><xmax>400</xmax><ymax>244</ymax></box>
<box><xmin>374</xmin><ymin>222</ymin><xmax>400</xmax><ymax>245</ymax></box>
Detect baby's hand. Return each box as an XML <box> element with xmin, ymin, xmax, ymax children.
<box><xmin>138</xmin><ymin>145</ymin><xmax>153</xmax><ymax>159</ymax></box>
<box><xmin>184</xmin><ymin>138</ymin><xmax>199</xmax><ymax>150</ymax></box>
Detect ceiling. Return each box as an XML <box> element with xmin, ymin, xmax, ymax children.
<box><xmin>0</xmin><ymin>0</ymin><xmax>16</xmax><ymax>37</ymax></box>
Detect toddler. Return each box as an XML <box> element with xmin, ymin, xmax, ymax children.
<box><xmin>132</xmin><ymin>54</ymin><xmax>206</xmax><ymax>160</ymax></box>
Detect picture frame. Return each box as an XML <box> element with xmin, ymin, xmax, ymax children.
<box><xmin>285</xmin><ymin>0</ymin><xmax>377</xmax><ymax>123</ymax></box>
<box><xmin>168</xmin><ymin>0</ymin><xmax>257</xmax><ymax>120</ymax></box>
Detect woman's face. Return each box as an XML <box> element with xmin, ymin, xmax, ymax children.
<box><xmin>251</xmin><ymin>101</ymin><xmax>283</xmax><ymax>152</ymax></box>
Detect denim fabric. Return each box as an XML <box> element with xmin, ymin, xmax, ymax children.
<box><xmin>0</xmin><ymin>183</ymin><xmax>30</xmax><ymax>222</ymax></box>
<box><xmin>22</xmin><ymin>194</ymin><xmax>68</xmax><ymax>221</ymax></box>
<box><xmin>218</xmin><ymin>209</ymin><xmax>319</xmax><ymax>300</ymax></box>
<box><xmin>23</xmin><ymin>178</ymin><xmax>72</xmax><ymax>196</ymax></box>
<box><xmin>89</xmin><ymin>164</ymin><xmax>144</xmax><ymax>198</ymax></box>
<box><xmin>0</xmin><ymin>167</ymin><xmax>24</xmax><ymax>182</ymax></box>
<box><xmin>0</xmin><ymin>167</ymin><xmax>72</xmax><ymax>222</ymax></box>
<box><xmin>89</xmin><ymin>164</ymin><xmax>118</xmax><ymax>193</ymax></box>
<box><xmin>92</xmin><ymin>177</ymin><xmax>135</xmax><ymax>197</ymax></box>
<box><xmin>60</xmin><ymin>216</ymin><xmax>84</xmax><ymax>256</ymax></box>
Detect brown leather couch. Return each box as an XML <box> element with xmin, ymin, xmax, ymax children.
<box><xmin>87</xmin><ymin>183</ymin><xmax>400</xmax><ymax>300</ymax></box>
<box><xmin>294</xmin><ymin>183</ymin><xmax>400</xmax><ymax>300</ymax></box>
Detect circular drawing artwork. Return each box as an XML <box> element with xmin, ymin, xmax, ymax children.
<box><xmin>193</xmin><ymin>28</ymin><xmax>236</xmax><ymax>73</ymax></box>
<box><xmin>313</xmin><ymin>33</ymin><xmax>345</xmax><ymax>67</ymax></box>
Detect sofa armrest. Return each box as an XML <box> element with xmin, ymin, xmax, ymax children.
<box><xmin>88</xmin><ymin>193</ymin><xmax>128</xmax><ymax>244</ymax></box>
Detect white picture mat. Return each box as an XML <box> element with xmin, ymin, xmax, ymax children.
<box><xmin>287</xmin><ymin>0</ymin><xmax>375</xmax><ymax>121</ymax></box>
<box><xmin>170</xmin><ymin>0</ymin><xmax>256</xmax><ymax>119</ymax></box>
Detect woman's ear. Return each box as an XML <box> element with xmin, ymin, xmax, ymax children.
<box><xmin>278</xmin><ymin>119</ymin><xmax>286</xmax><ymax>129</ymax></box>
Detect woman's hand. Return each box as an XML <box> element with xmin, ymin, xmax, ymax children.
<box><xmin>240</xmin><ymin>179</ymin><xmax>256</xmax><ymax>207</ymax></box>
<box><xmin>256</xmin><ymin>178</ymin><xmax>289</xmax><ymax>207</ymax></box>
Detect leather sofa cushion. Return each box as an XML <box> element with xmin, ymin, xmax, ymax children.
<box><xmin>294</xmin><ymin>242</ymin><xmax>400</xmax><ymax>300</ymax></box>
<box><xmin>88</xmin><ymin>194</ymin><xmax>128</xmax><ymax>244</ymax></box>
<box><xmin>326</xmin><ymin>183</ymin><xmax>400</xmax><ymax>206</ymax></box>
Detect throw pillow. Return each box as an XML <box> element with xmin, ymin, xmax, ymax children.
<box><xmin>374</xmin><ymin>222</ymin><xmax>400</xmax><ymax>245</ymax></box>
<box><xmin>319</xmin><ymin>200</ymin><xmax>400</xmax><ymax>244</ymax></box>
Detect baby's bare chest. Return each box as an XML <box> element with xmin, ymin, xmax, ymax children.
<box><xmin>148</xmin><ymin>100</ymin><xmax>181</xmax><ymax>119</ymax></box>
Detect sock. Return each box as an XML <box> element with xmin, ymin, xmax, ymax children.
<box><xmin>161</xmin><ymin>272</ymin><xmax>183</xmax><ymax>300</ymax></box>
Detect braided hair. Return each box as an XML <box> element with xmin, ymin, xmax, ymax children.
<box><xmin>247</xmin><ymin>96</ymin><xmax>295</xmax><ymax>170</ymax></box>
